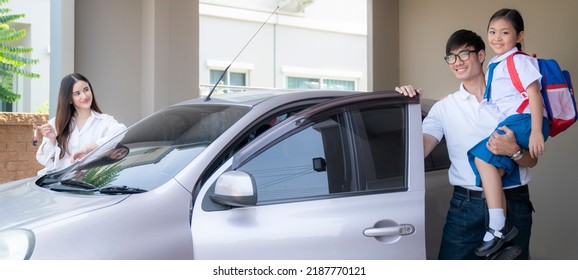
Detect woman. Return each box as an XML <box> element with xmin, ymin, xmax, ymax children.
<box><xmin>36</xmin><ymin>73</ymin><xmax>127</xmax><ymax>175</ymax></box>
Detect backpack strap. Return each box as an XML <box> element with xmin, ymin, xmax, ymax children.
<box><xmin>506</xmin><ymin>51</ymin><xmax>531</xmax><ymax>113</ymax></box>
<box><xmin>563</xmin><ymin>70</ymin><xmax>574</xmax><ymax>94</ymax></box>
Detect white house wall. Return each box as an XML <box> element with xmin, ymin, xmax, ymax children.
<box><xmin>199</xmin><ymin>0</ymin><xmax>367</xmax><ymax>91</ymax></box>
<box><xmin>7</xmin><ymin>0</ymin><xmax>51</xmax><ymax>113</ymax></box>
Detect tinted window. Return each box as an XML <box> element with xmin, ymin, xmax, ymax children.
<box><xmin>239</xmin><ymin>116</ymin><xmax>349</xmax><ymax>203</ymax></box>
<box><xmin>236</xmin><ymin>103</ymin><xmax>407</xmax><ymax>204</ymax></box>
<box><xmin>354</xmin><ymin>106</ymin><xmax>405</xmax><ymax>191</ymax></box>
<box><xmin>421</xmin><ymin>100</ymin><xmax>451</xmax><ymax>172</ymax></box>
<box><xmin>425</xmin><ymin>137</ymin><xmax>450</xmax><ymax>172</ymax></box>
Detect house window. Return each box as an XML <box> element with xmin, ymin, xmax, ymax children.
<box><xmin>323</xmin><ymin>79</ymin><xmax>355</xmax><ymax>90</ymax></box>
<box><xmin>287</xmin><ymin>76</ymin><xmax>355</xmax><ymax>90</ymax></box>
<box><xmin>0</xmin><ymin>75</ymin><xmax>14</xmax><ymax>112</ymax></box>
<box><xmin>282</xmin><ymin>66</ymin><xmax>360</xmax><ymax>91</ymax></box>
<box><xmin>0</xmin><ymin>101</ymin><xmax>12</xmax><ymax>112</ymax></box>
<box><xmin>287</xmin><ymin>77</ymin><xmax>320</xmax><ymax>89</ymax></box>
<box><xmin>210</xmin><ymin>70</ymin><xmax>247</xmax><ymax>86</ymax></box>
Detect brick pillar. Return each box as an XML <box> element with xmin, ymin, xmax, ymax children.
<box><xmin>0</xmin><ymin>112</ymin><xmax>48</xmax><ymax>184</ymax></box>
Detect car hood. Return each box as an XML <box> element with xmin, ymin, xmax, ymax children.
<box><xmin>0</xmin><ymin>177</ymin><xmax>126</xmax><ymax>230</ymax></box>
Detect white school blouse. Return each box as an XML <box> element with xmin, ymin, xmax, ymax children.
<box><xmin>485</xmin><ymin>47</ymin><xmax>543</xmax><ymax>120</ymax></box>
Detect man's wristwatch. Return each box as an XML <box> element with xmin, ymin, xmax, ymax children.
<box><xmin>510</xmin><ymin>149</ymin><xmax>523</xmax><ymax>161</ymax></box>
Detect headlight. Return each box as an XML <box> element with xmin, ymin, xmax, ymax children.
<box><xmin>0</xmin><ymin>229</ymin><xmax>35</xmax><ymax>260</ymax></box>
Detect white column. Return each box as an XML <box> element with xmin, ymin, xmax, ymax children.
<box><xmin>49</xmin><ymin>0</ymin><xmax>75</xmax><ymax>117</ymax></box>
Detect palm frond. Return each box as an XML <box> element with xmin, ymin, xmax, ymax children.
<box><xmin>0</xmin><ymin>62</ymin><xmax>40</xmax><ymax>79</ymax></box>
<box><xmin>0</xmin><ymin>14</ymin><xmax>24</xmax><ymax>24</ymax></box>
<box><xmin>0</xmin><ymin>52</ymin><xmax>39</xmax><ymax>67</ymax></box>
<box><xmin>0</xmin><ymin>28</ymin><xmax>26</xmax><ymax>42</ymax></box>
<box><xmin>0</xmin><ymin>43</ymin><xmax>33</xmax><ymax>53</ymax></box>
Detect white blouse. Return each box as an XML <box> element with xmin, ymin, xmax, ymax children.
<box><xmin>36</xmin><ymin>111</ymin><xmax>127</xmax><ymax>175</ymax></box>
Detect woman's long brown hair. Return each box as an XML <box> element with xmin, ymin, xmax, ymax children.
<box><xmin>54</xmin><ymin>73</ymin><xmax>102</xmax><ymax>159</ymax></box>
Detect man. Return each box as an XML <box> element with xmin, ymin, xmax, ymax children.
<box><xmin>397</xmin><ymin>29</ymin><xmax>537</xmax><ymax>260</ymax></box>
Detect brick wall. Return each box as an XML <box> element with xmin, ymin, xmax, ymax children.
<box><xmin>0</xmin><ymin>112</ymin><xmax>48</xmax><ymax>184</ymax></box>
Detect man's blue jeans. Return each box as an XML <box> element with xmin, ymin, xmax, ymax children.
<box><xmin>438</xmin><ymin>186</ymin><xmax>533</xmax><ymax>260</ymax></box>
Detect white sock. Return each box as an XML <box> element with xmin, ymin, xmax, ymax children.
<box><xmin>484</xmin><ymin>208</ymin><xmax>505</xmax><ymax>241</ymax></box>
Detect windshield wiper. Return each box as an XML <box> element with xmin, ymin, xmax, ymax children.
<box><xmin>37</xmin><ymin>165</ymin><xmax>76</xmax><ymax>187</ymax></box>
<box><xmin>60</xmin><ymin>178</ymin><xmax>98</xmax><ymax>190</ymax></box>
<box><xmin>98</xmin><ymin>186</ymin><xmax>147</xmax><ymax>195</ymax></box>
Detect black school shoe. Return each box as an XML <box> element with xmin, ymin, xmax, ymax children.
<box><xmin>474</xmin><ymin>224</ymin><xmax>519</xmax><ymax>257</ymax></box>
<box><xmin>488</xmin><ymin>244</ymin><xmax>522</xmax><ymax>260</ymax></box>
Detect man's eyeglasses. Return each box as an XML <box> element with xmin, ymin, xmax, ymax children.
<box><xmin>444</xmin><ymin>50</ymin><xmax>478</xmax><ymax>64</ymax></box>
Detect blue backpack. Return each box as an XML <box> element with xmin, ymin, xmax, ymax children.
<box><xmin>507</xmin><ymin>51</ymin><xmax>577</xmax><ymax>137</ymax></box>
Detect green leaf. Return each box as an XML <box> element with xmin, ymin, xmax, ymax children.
<box><xmin>0</xmin><ymin>14</ymin><xmax>24</xmax><ymax>24</ymax></box>
<box><xmin>0</xmin><ymin>29</ymin><xmax>26</xmax><ymax>42</ymax></box>
<box><xmin>0</xmin><ymin>83</ymin><xmax>19</xmax><ymax>102</ymax></box>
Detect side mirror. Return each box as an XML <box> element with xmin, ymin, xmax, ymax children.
<box><xmin>312</xmin><ymin>157</ymin><xmax>326</xmax><ymax>172</ymax></box>
<box><xmin>210</xmin><ymin>170</ymin><xmax>257</xmax><ymax>207</ymax></box>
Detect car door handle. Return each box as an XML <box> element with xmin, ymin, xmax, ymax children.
<box><xmin>363</xmin><ymin>224</ymin><xmax>415</xmax><ymax>237</ymax></box>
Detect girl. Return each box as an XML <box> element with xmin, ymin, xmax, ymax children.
<box><xmin>468</xmin><ymin>8</ymin><xmax>550</xmax><ymax>257</ymax></box>
<box><xmin>36</xmin><ymin>73</ymin><xmax>126</xmax><ymax>175</ymax></box>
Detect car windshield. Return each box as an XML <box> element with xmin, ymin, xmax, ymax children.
<box><xmin>55</xmin><ymin>104</ymin><xmax>250</xmax><ymax>192</ymax></box>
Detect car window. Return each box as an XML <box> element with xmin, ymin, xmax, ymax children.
<box><xmin>198</xmin><ymin>108</ymin><xmax>307</xmax><ymax>191</ymax></box>
<box><xmin>425</xmin><ymin>137</ymin><xmax>450</xmax><ymax>172</ymax></box>
<box><xmin>354</xmin><ymin>106</ymin><xmax>405</xmax><ymax>191</ymax></box>
<box><xmin>238</xmin><ymin>116</ymin><xmax>349</xmax><ymax>203</ymax></box>
<box><xmin>236</xmin><ymin>103</ymin><xmax>407</xmax><ymax>205</ymax></box>
<box><xmin>421</xmin><ymin>101</ymin><xmax>451</xmax><ymax>172</ymax></box>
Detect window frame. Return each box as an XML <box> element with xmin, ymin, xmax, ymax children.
<box><xmin>346</xmin><ymin>104</ymin><xmax>408</xmax><ymax>194</ymax></box>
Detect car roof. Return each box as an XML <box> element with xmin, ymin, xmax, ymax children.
<box><xmin>171</xmin><ymin>89</ymin><xmax>438</xmax><ymax>119</ymax></box>
<box><xmin>174</xmin><ymin>89</ymin><xmax>362</xmax><ymax>107</ymax></box>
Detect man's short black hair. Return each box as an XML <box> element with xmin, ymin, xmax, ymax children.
<box><xmin>445</xmin><ymin>29</ymin><xmax>485</xmax><ymax>55</ymax></box>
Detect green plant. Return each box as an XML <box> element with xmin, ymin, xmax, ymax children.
<box><xmin>36</xmin><ymin>100</ymin><xmax>48</xmax><ymax>114</ymax></box>
<box><xmin>0</xmin><ymin>0</ymin><xmax>39</xmax><ymax>103</ymax></box>
<box><xmin>83</xmin><ymin>163</ymin><xmax>123</xmax><ymax>189</ymax></box>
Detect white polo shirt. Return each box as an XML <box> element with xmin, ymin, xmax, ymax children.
<box><xmin>423</xmin><ymin>85</ymin><xmax>532</xmax><ymax>189</ymax></box>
